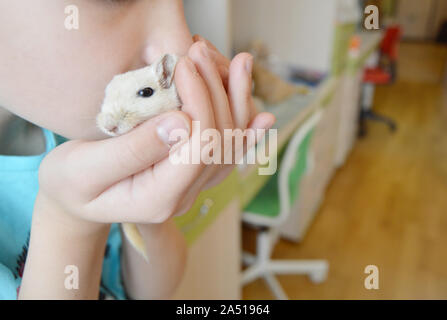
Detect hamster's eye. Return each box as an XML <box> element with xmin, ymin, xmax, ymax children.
<box><xmin>137</xmin><ymin>87</ymin><xmax>154</xmax><ymax>98</ymax></box>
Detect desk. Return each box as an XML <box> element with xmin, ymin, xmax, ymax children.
<box><xmin>238</xmin><ymin>78</ymin><xmax>337</xmax><ymax>208</ymax></box>
<box><xmin>347</xmin><ymin>31</ymin><xmax>383</xmax><ymax>74</ymax></box>
<box><xmin>281</xmin><ymin>32</ymin><xmax>384</xmax><ymax>241</ymax></box>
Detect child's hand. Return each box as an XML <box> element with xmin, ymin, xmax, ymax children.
<box><xmin>37</xmin><ymin>48</ymin><xmax>274</xmax><ymax>226</ymax></box>
<box><xmin>190</xmin><ymin>35</ymin><xmax>275</xmax><ymax>190</ymax></box>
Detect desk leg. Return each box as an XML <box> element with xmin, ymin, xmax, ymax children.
<box><xmin>171</xmin><ymin>199</ymin><xmax>241</xmax><ymax>299</ymax></box>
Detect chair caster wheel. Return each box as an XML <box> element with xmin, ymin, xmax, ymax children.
<box><xmin>309</xmin><ymin>270</ymin><xmax>328</xmax><ymax>284</ymax></box>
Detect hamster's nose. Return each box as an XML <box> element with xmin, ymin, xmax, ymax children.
<box><xmin>97</xmin><ymin>112</ymin><xmax>120</xmax><ymax>136</ymax></box>
<box><xmin>105</xmin><ymin>124</ymin><xmax>119</xmax><ymax>135</ymax></box>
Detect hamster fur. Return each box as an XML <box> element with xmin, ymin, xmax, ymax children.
<box><xmin>97</xmin><ymin>54</ymin><xmax>181</xmax><ymax>136</ymax></box>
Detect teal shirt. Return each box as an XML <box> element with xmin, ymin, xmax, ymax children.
<box><xmin>0</xmin><ymin>127</ymin><xmax>126</xmax><ymax>299</ymax></box>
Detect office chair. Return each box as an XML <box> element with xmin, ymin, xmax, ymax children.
<box><xmin>359</xmin><ymin>25</ymin><xmax>401</xmax><ymax>136</ymax></box>
<box><xmin>241</xmin><ymin>110</ymin><xmax>329</xmax><ymax>300</ymax></box>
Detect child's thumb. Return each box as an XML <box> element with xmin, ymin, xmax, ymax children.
<box><xmin>81</xmin><ymin>111</ymin><xmax>191</xmax><ymax>190</ymax></box>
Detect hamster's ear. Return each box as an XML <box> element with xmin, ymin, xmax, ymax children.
<box><xmin>155</xmin><ymin>54</ymin><xmax>177</xmax><ymax>89</ymax></box>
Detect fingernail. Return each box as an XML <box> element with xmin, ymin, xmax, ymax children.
<box><xmin>264</xmin><ymin>115</ymin><xmax>276</xmax><ymax>130</ymax></box>
<box><xmin>199</xmin><ymin>42</ymin><xmax>210</xmax><ymax>58</ymax></box>
<box><xmin>157</xmin><ymin>116</ymin><xmax>190</xmax><ymax>146</ymax></box>
<box><xmin>245</xmin><ymin>56</ymin><xmax>253</xmax><ymax>74</ymax></box>
<box><xmin>184</xmin><ymin>57</ymin><xmax>199</xmax><ymax>76</ymax></box>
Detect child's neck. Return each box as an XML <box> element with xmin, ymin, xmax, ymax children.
<box><xmin>0</xmin><ymin>107</ymin><xmax>45</xmax><ymax>156</ymax></box>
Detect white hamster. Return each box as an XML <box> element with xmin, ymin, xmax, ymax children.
<box><xmin>97</xmin><ymin>54</ymin><xmax>182</xmax><ymax>136</ymax></box>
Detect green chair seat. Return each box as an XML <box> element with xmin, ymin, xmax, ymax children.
<box><xmin>244</xmin><ymin>128</ymin><xmax>315</xmax><ymax>219</ymax></box>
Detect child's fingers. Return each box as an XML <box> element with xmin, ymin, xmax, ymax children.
<box><xmin>175</xmin><ymin>56</ymin><xmax>215</xmax><ymax>130</ymax></box>
<box><xmin>193</xmin><ymin>34</ymin><xmax>220</xmax><ymax>52</ymax></box>
<box><xmin>188</xmin><ymin>41</ymin><xmax>233</xmax><ymax>133</ymax></box>
<box><xmin>247</xmin><ymin>112</ymin><xmax>276</xmax><ymax>146</ymax></box>
<box><xmin>193</xmin><ymin>34</ymin><xmax>230</xmax><ymax>67</ymax></box>
<box><xmin>228</xmin><ymin>52</ymin><xmax>254</xmax><ymax>129</ymax></box>
<box><xmin>150</xmin><ymin>56</ymin><xmax>218</xmax><ymax>187</ymax></box>
<box><xmin>193</xmin><ymin>34</ymin><xmax>230</xmax><ymax>90</ymax></box>
<box><xmin>203</xmin><ymin>112</ymin><xmax>276</xmax><ymax>190</ymax></box>
<box><xmin>68</xmin><ymin>111</ymin><xmax>191</xmax><ymax>196</ymax></box>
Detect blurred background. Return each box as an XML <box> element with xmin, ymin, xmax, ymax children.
<box><xmin>173</xmin><ymin>0</ymin><xmax>447</xmax><ymax>299</ymax></box>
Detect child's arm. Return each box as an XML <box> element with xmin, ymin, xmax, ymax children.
<box><xmin>19</xmin><ymin>193</ymin><xmax>110</xmax><ymax>299</ymax></box>
<box><xmin>121</xmin><ymin>219</ymin><xmax>187</xmax><ymax>299</ymax></box>
<box><xmin>21</xmin><ymin>196</ymin><xmax>186</xmax><ymax>300</ymax></box>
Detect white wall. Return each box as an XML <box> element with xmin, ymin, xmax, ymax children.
<box><xmin>184</xmin><ymin>0</ymin><xmax>351</xmax><ymax>73</ymax></box>
<box><xmin>231</xmin><ymin>0</ymin><xmax>338</xmax><ymax>72</ymax></box>
<box><xmin>183</xmin><ymin>0</ymin><xmax>232</xmax><ymax>57</ymax></box>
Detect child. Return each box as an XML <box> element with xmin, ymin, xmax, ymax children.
<box><xmin>0</xmin><ymin>0</ymin><xmax>275</xmax><ymax>299</ymax></box>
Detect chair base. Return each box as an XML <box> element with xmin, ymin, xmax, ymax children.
<box><xmin>359</xmin><ymin>109</ymin><xmax>397</xmax><ymax>137</ymax></box>
<box><xmin>241</xmin><ymin>228</ymin><xmax>329</xmax><ymax>300</ymax></box>
<box><xmin>242</xmin><ymin>255</ymin><xmax>329</xmax><ymax>300</ymax></box>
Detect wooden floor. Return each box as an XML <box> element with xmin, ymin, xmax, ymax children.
<box><xmin>242</xmin><ymin>42</ymin><xmax>447</xmax><ymax>299</ymax></box>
